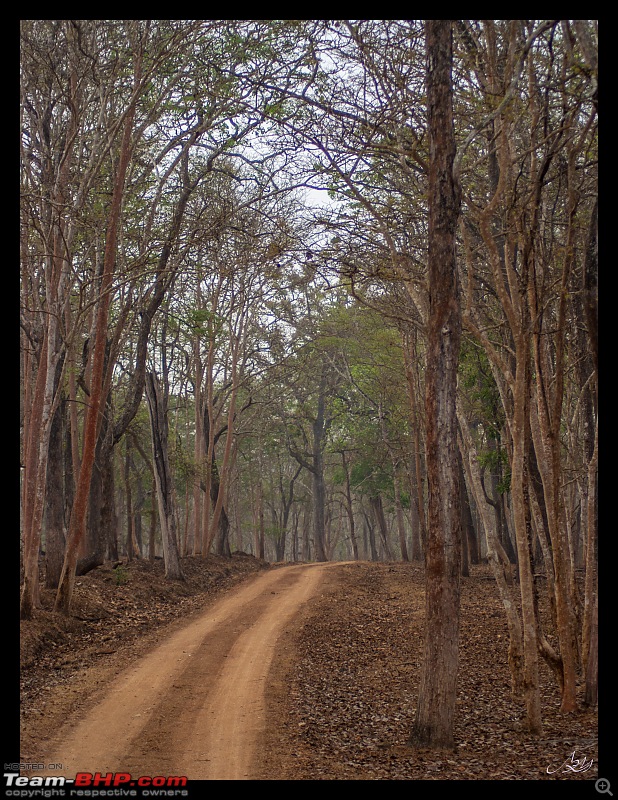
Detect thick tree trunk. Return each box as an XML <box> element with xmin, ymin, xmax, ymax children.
<box><xmin>410</xmin><ymin>20</ymin><xmax>462</xmax><ymax>750</ymax></box>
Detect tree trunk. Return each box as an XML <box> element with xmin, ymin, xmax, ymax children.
<box><xmin>54</xmin><ymin>40</ymin><xmax>141</xmax><ymax>613</ymax></box>
<box><xmin>206</xmin><ymin>366</ymin><xmax>239</xmax><ymax>556</ymax></box>
<box><xmin>125</xmin><ymin>437</ymin><xmax>136</xmax><ymax>561</ymax></box>
<box><xmin>582</xmin><ymin>420</ymin><xmax>598</xmax><ymax>703</ymax></box>
<box><xmin>340</xmin><ymin>451</ymin><xmax>359</xmax><ymax>560</ymax></box>
<box><xmin>312</xmin><ymin>374</ymin><xmax>329</xmax><ymax>562</ymax></box>
<box><xmin>582</xmin><ymin>197</ymin><xmax>598</xmax><ymax>381</ymax></box>
<box><xmin>44</xmin><ymin>393</ymin><xmax>66</xmax><ymax>589</ymax></box>
<box><xmin>369</xmin><ymin>495</ymin><xmax>393</xmax><ymax>561</ymax></box>
<box><xmin>253</xmin><ymin>475</ymin><xmax>265</xmax><ymax>560</ymax></box>
<box><xmin>362</xmin><ymin>506</ymin><xmax>378</xmax><ymax>561</ymax></box>
<box><xmin>145</xmin><ymin>371</ymin><xmax>184</xmax><ymax>581</ymax></box>
<box><xmin>402</xmin><ymin>328</ymin><xmax>427</xmax><ymax>558</ymax></box>
<box><xmin>458</xmin><ymin>450</ymin><xmax>473</xmax><ymax>576</ymax></box>
<box><xmin>458</xmin><ymin>405</ymin><xmax>524</xmax><ymax>695</ymax></box>
<box><xmin>510</xmin><ymin>338</ymin><xmax>542</xmax><ymax>734</ymax></box>
<box><xmin>148</xmin><ymin>475</ymin><xmax>157</xmax><ymax>562</ymax></box>
<box><xmin>85</xmin><ymin>386</ymin><xmax>114</xmax><ymax>564</ymax></box>
<box><xmin>584</xmin><ymin>591</ymin><xmax>598</xmax><ymax>708</ymax></box>
<box><xmin>410</xmin><ymin>19</ymin><xmax>462</xmax><ymax>750</ymax></box>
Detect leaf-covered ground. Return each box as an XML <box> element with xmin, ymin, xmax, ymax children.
<box><xmin>20</xmin><ymin>556</ymin><xmax>598</xmax><ymax>783</ymax></box>
<box><xmin>263</xmin><ymin>561</ymin><xmax>599</xmax><ymax>782</ymax></box>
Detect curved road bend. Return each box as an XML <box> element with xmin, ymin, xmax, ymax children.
<box><xmin>38</xmin><ymin>561</ymin><xmax>342</xmax><ymax>781</ymax></box>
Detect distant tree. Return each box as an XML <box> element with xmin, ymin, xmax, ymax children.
<box><xmin>145</xmin><ymin>368</ymin><xmax>184</xmax><ymax>581</ymax></box>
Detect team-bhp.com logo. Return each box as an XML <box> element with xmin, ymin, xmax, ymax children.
<box><xmin>4</xmin><ymin>772</ymin><xmax>188</xmax><ymax>796</ymax></box>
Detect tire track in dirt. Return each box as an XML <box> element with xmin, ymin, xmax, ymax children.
<box><xmin>36</xmin><ymin>562</ymin><xmax>339</xmax><ymax>781</ymax></box>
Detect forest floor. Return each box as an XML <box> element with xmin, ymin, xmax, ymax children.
<box><xmin>19</xmin><ymin>554</ymin><xmax>598</xmax><ymax>784</ymax></box>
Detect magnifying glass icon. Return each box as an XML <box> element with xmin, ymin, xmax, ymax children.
<box><xmin>596</xmin><ymin>779</ymin><xmax>613</xmax><ymax>795</ymax></box>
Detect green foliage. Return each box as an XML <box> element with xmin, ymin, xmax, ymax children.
<box><xmin>114</xmin><ymin>563</ymin><xmax>130</xmax><ymax>586</ymax></box>
<box><xmin>459</xmin><ymin>337</ymin><xmax>504</xmax><ymax>438</ymax></box>
<box><xmin>350</xmin><ymin>458</ymin><xmax>393</xmax><ymax>499</ymax></box>
<box><xmin>185</xmin><ymin>307</ymin><xmax>220</xmax><ymax>337</ymax></box>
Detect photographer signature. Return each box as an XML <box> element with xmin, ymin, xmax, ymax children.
<box><xmin>547</xmin><ymin>751</ymin><xmax>594</xmax><ymax>775</ymax></box>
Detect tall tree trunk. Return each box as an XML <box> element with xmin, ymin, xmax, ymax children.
<box><xmin>312</xmin><ymin>372</ymin><xmax>329</xmax><ymax>562</ymax></box>
<box><xmin>192</xmin><ymin>327</ymin><xmax>204</xmax><ymax>555</ymax></box>
<box><xmin>369</xmin><ymin>495</ymin><xmax>393</xmax><ymax>561</ymax></box>
<box><xmin>340</xmin><ymin>451</ymin><xmax>359</xmax><ymax>560</ymax></box>
<box><xmin>510</xmin><ymin>337</ymin><xmax>542</xmax><ymax>734</ymax></box>
<box><xmin>582</xmin><ymin>197</ymin><xmax>598</xmax><ymax>382</ymax></box>
<box><xmin>206</xmin><ymin>340</ymin><xmax>240</xmax><ymax>556</ymax></box>
<box><xmin>276</xmin><ymin>462</ymin><xmax>302</xmax><ymax>562</ymax></box>
<box><xmin>458</xmin><ymin>405</ymin><xmax>524</xmax><ymax>695</ymax></box>
<box><xmin>582</xmin><ymin>420</ymin><xmax>598</xmax><ymax>705</ymax></box>
<box><xmin>145</xmin><ymin>371</ymin><xmax>184</xmax><ymax>581</ymax></box>
<box><xmin>85</xmin><ymin>383</ymin><xmax>114</xmax><ymax>565</ymax></box>
<box><xmin>148</xmin><ymin>474</ymin><xmax>157</xmax><ymax>562</ymax></box>
<box><xmin>21</xmin><ymin>27</ymin><xmax>79</xmax><ymax>617</ymax></box>
<box><xmin>402</xmin><ymin>328</ymin><xmax>427</xmax><ymax>557</ymax></box>
<box><xmin>528</xmin><ymin>154</ymin><xmax>580</xmax><ymax>712</ymax></box>
<box><xmin>458</xmin><ymin>450</ymin><xmax>473</xmax><ymax>576</ymax></box>
<box><xmin>410</xmin><ymin>19</ymin><xmax>462</xmax><ymax>750</ymax></box>
<box><xmin>44</xmin><ymin>393</ymin><xmax>67</xmax><ymax>589</ymax></box>
<box><xmin>54</xmin><ymin>49</ymin><xmax>139</xmax><ymax>612</ymax></box>
<box><xmin>362</xmin><ymin>506</ymin><xmax>379</xmax><ymax>562</ymax></box>
<box><xmin>125</xmin><ymin>437</ymin><xmax>136</xmax><ymax>560</ymax></box>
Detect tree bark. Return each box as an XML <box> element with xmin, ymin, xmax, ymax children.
<box><xmin>582</xmin><ymin>420</ymin><xmax>598</xmax><ymax>704</ymax></box>
<box><xmin>340</xmin><ymin>451</ymin><xmax>359</xmax><ymax>561</ymax></box>
<box><xmin>369</xmin><ymin>495</ymin><xmax>393</xmax><ymax>561</ymax></box>
<box><xmin>145</xmin><ymin>371</ymin><xmax>184</xmax><ymax>580</ymax></box>
<box><xmin>54</xmin><ymin>42</ymin><xmax>140</xmax><ymax>613</ymax></box>
<box><xmin>510</xmin><ymin>337</ymin><xmax>542</xmax><ymax>734</ymax></box>
<box><xmin>44</xmin><ymin>392</ymin><xmax>67</xmax><ymax>589</ymax></box>
<box><xmin>402</xmin><ymin>328</ymin><xmax>427</xmax><ymax>558</ymax></box>
<box><xmin>410</xmin><ymin>20</ymin><xmax>462</xmax><ymax>750</ymax></box>
<box><xmin>458</xmin><ymin>405</ymin><xmax>524</xmax><ymax>695</ymax></box>
<box><xmin>311</xmin><ymin>370</ymin><xmax>329</xmax><ymax>562</ymax></box>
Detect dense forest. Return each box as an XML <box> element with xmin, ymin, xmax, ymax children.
<box><xmin>20</xmin><ymin>20</ymin><xmax>597</xmax><ymax>747</ymax></box>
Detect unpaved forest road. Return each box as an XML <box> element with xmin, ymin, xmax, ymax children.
<box><xmin>36</xmin><ymin>562</ymin><xmax>340</xmax><ymax>782</ymax></box>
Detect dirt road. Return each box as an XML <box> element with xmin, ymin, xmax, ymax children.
<box><xmin>23</xmin><ymin>559</ymin><xmax>599</xmax><ymax>781</ymax></box>
<box><xmin>36</xmin><ymin>562</ymin><xmax>336</xmax><ymax>782</ymax></box>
